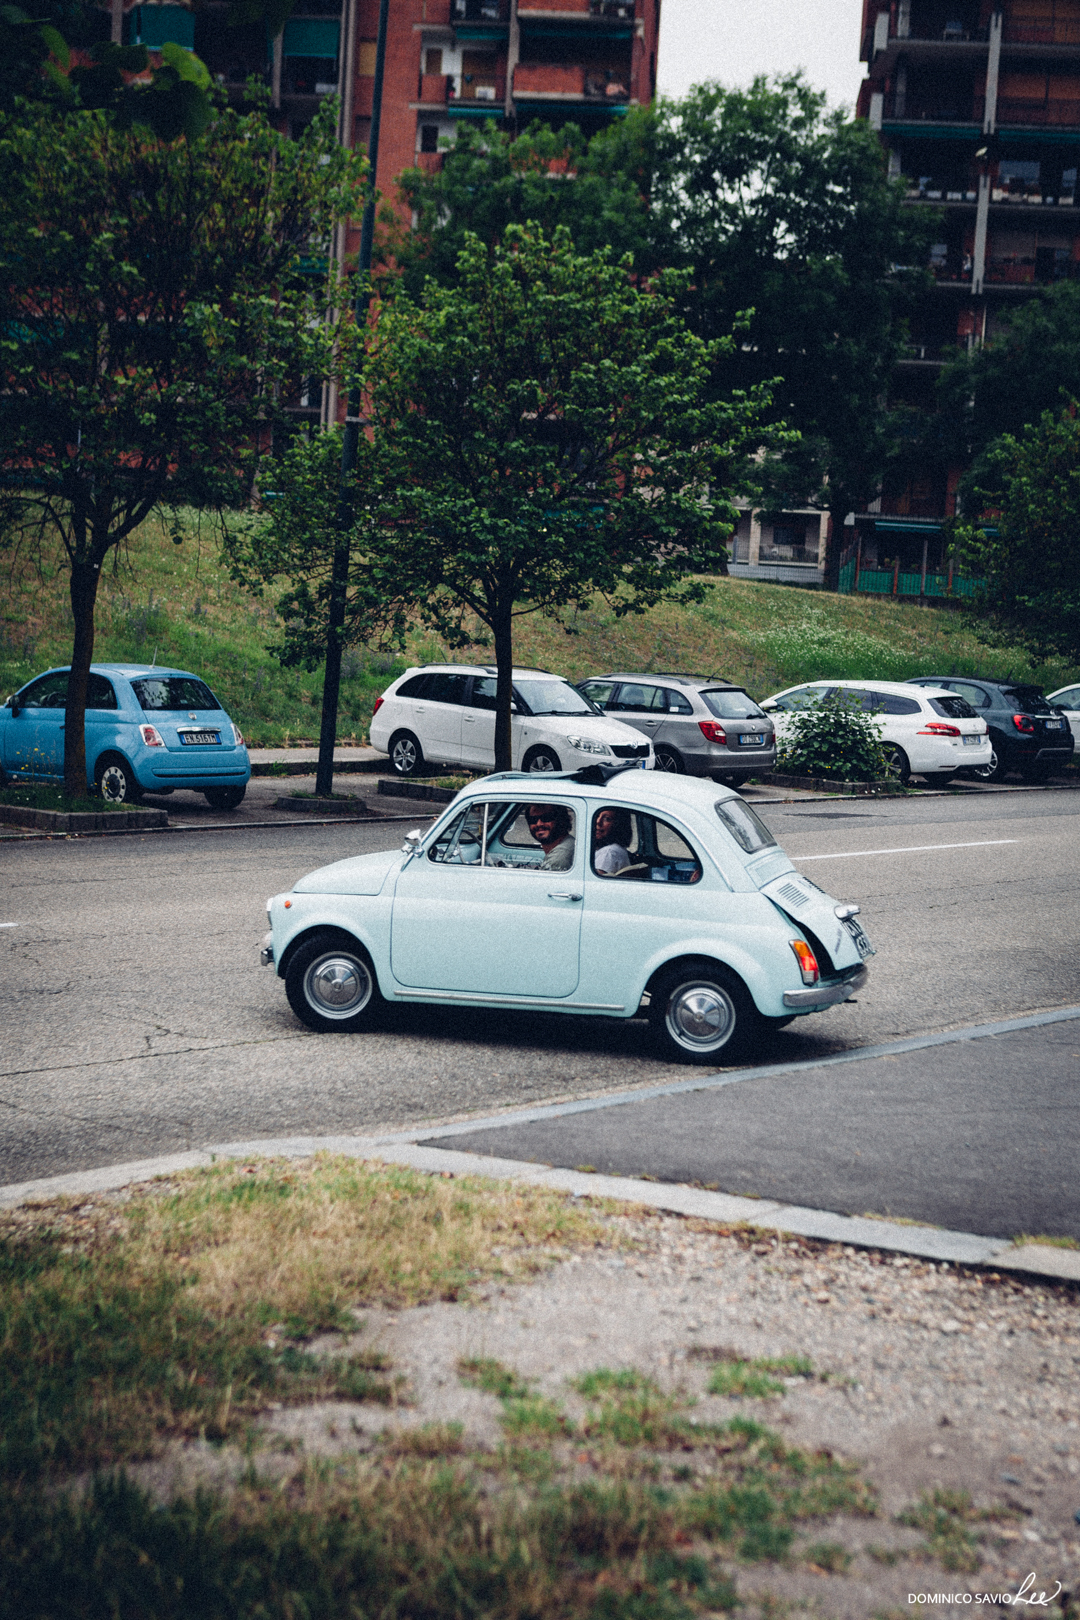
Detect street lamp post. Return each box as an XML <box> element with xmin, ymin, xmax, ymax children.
<box><xmin>315</xmin><ymin>0</ymin><xmax>390</xmax><ymax>800</ymax></box>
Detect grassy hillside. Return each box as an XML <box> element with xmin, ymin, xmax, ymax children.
<box><xmin>3</xmin><ymin>512</ymin><xmax>1077</xmax><ymax>747</ymax></box>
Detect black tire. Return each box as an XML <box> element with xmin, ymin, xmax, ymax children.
<box><xmin>94</xmin><ymin>754</ymin><xmax>143</xmax><ymax>804</ymax></box>
<box><xmin>720</xmin><ymin>772</ymin><xmax>751</xmax><ymax>788</ymax></box>
<box><xmin>285</xmin><ymin>931</ymin><xmax>384</xmax><ymax>1033</ymax></box>
<box><xmin>654</xmin><ymin>746</ymin><xmax>684</xmax><ymax>774</ymax></box>
<box><xmin>389</xmin><ymin>731</ymin><xmax>424</xmax><ymax>778</ymax></box>
<box><xmin>648</xmin><ymin>958</ymin><xmax>761</xmax><ymax>1065</ymax></box>
<box><xmin>523</xmin><ymin>745</ymin><xmax>562</xmax><ymax>773</ymax></box>
<box><xmin>204</xmin><ymin>785</ymin><xmax>246</xmax><ymax>810</ymax></box>
<box><xmin>920</xmin><ymin>771</ymin><xmax>955</xmax><ymax>789</ymax></box>
<box><xmin>881</xmin><ymin>744</ymin><xmax>911</xmax><ymax>786</ymax></box>
<box><xmin>968</xmin><ymin>745</ymin><xmax>1008</xmax><ymax>784</ymax></box>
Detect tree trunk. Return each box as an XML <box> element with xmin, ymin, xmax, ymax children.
<box><xmin>316</xmin><ymin>531</ymin><xmax>350</xmax><ymax>798</ymax></box>
<box><xmin>493</xmin><ymin>600</ymin><xmax>514</xmax><ymax>773</ymax></box>
<box><xmin>823</xmin><ymin>501</ymin><xmax>849</xmax><ymax>593</ymax></box>
<box><xmin>65</xmin><ymin>555</ymin><xmax>102</xmax><ymax>800</ymax></box>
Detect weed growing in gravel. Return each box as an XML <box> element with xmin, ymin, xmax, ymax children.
<box><xmin>896</xmin><ymin>1487</ymin><xmax>1019</xmax><ymax>1573</ymax></box>
<box><xmin>0</xmin><ymin>1159</ymin><xmax>604</xmax><ymax>1479</ymax></box>
<box><xmin>705</xmin><ymin>1355</ymin><xmax>815</xmax><ymax>1399</ymax></box>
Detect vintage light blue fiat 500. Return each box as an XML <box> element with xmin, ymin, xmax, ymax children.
<box><xmin>262</xmin><ymin>766</ymin><xmax>873</xmax><ymax>1064</ymax></box>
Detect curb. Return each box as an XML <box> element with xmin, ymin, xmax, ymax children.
<box><xmin>273</xmin><ymin>796</ymin><xmax>370</xmax><ymax>815</ymax></box>
<box><xmin>0</xmin><ymin>803</ymin><xmax>168</xmax><ymax>832</ymax></box>
<box><xmin>758</xmin><ymin>773</ymin><xmax>905</xmax><ymax>796</ymax></box>
<box><xmin>251</xmin><ymin>759</ymin><xmax>386</xmax><ymax>778</ymax></box>
<box><xmin>377</xmin><ymin>778</ymin><xmax>463</xmax><ymax>804</ymax></box>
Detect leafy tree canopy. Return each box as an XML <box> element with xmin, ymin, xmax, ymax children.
<box><xmin>0</xmin><ymin>96</ymin><xmax>365</xmax><ymax>796</ymax></box>
<box><xmin>235</xmin><ymin>224</ymin><xmax>783</xmax><ymax>769</ymax></box>
<box><xmin>954</xmin><ymin>401</ymin><xmax>1080</xmax><ymax>664</ymax></box>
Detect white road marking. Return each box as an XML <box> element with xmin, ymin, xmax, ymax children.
<box><xmin>0</xmin><ymin>922</ymin><xmax>23</xmax><ymax>928</ymax></box>
<box><xmin>792</xmin><ymin>838</ymin><xmax>1018</xmax><ymax>862</ymax></box>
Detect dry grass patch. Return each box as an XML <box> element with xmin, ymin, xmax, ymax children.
<box><xmin>0</xmin><ymin>1156</ymin><xmax>606</xmax><ymax>1480</ymax></box>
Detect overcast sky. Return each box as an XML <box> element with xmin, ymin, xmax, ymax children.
<box><xmin>655</xmin><ymin>0</ymin><xmax>866</xmax><ymax>113</ymax></box>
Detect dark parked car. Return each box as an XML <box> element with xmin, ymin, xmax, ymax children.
<box><xmin>905</xmin><ymin>676</ymin><xmax>1074</xmax><ymax>782</ymax></box>
<box><xmin>576</xmin><ymin>672</ymin><xmax>776</xmax><ymax>784</ymax></box>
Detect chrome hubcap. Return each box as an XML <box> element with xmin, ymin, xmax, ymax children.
<box><xmin>529</xmin><ymin>754</ymin><xmax>556</xmax><ymax>772</ymax></box>
<box><xmin>667</xmin><ymin>982</ymin><xmax>734</xmax><ymax>1049</ymax></box>
<box><xmin>100</xmin><ymin>766</ymin><xmax>127</xmax><ymax>802</ymax></box>
<box><xmin>393</xmin><ymin>741</ymin><xmax>416</xmax><ymax>773</ymax></box>
<box><xmin>304</xmin><ymin>954</ymin><xmax>371</xmax><ymax>1018</ymax></box>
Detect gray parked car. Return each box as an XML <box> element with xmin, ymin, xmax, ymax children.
<box><xmin>576</xmin><ymin>672</ymin><xmax>776</xmax><ymax>784</ymax></box>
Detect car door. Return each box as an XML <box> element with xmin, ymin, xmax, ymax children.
<box><xmin>1049</xmin><ymin>686</ymin><xmax>1080</xmax><ymax>747</ymax></box>
<box><xmin>607</xmin><ymin>681</ymin><xmax>667</xmax><ymax>740</ymax></box>
<box><xmin>4</xmin><ymin>670</ymin><xmax>69</xmax><ymax>777</ymax></box>
<box><xmin>460</xmin><ymin>675</ymin><xmax>498</xmax><ymax>767</ymax></box>
<box><xmin>414</xmin><ymin>672</ymin><xmax>467</xmax><ymax>766</ymax></box>
<box><xmin>390</xmin><ymin>798</ymin><xmax>584</xmax><ymax>997</ymax></box>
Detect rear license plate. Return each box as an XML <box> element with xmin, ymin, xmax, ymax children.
<box><xmin>739</xmin><ymin>733</ymin><xmax>765</xmax><ymax>746</ymax></box>
<box><xmin>179</xmin><ymin>731</ymin><xmax>219</xmax><ymax>745</ymax></box>
<box><xmin>842</xmin><ymin>916</ymin><xmax>874</xmax><ymax>959</ymax></box>
<box><xmin>962</xmin><ymin>734</ymin><xmax>982</xmax><ymax>746</ymax></box>
<box><xmin>1046</xmin><ymin>719</ymin><xmax>1065</xmax><ymax>730</ymax></box>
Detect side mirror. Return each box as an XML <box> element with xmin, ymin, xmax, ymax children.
<box><xmin>8</xmin><ymin>696</ymin><xmax>21</xmax><ymax>717</ymax></box>
<box><xmin>401</xmin><ymin>828</ymin><xmax>423</xmax><ymax>860</ymax></box>
<box><xmin>760</xmin><ymin>699</ymin><xmax>778</xmax><ymax>713</ymax></box>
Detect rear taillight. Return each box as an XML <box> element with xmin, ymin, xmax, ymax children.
<box><xmin>789</xmin><ymin>939</ymin><xmax>819</xmax><ymax>986</ymax></box>
<box><xmin>232</xmin><ymin>724</ymin><xmax>244</xmax><ymax>747</ymax></box>
<box><xmin>1013</xmin><ymin>713</ymin><xmax>1035</xmax><ymax>733</ymax></box>
<box><xmin>372</xmin><ymin>696</ymin><xmax>384</xmax><ymax>715</ymax></box>
<box><xmin>698</xmin><ymin>720</ymin><xmax>727</xmax><ymax>744</ymax></box>
<box><xmin>918</xmin><ymin>721</ymin><xmax>960</xmax><ymax>737</ymax></box>
<box><xmin>140</xmin><ymin>724</ymin><xmax>165</xmax><ymax>747</ymax></box>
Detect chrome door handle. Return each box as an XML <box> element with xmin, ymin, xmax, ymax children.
<box><xmin>548</xmin><ymin>891</ymin><xmax>583</xmax><ymax>901</ymax></box>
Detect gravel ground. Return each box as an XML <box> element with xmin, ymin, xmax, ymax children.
<box><xmin>125</xmin><ymin>1201</ymin><xmax>1080</xmax><ymax>1618</ymax></box>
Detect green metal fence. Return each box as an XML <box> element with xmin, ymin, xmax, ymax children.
<box><xmin>838</xmin><ymin>565</ymin><xmax>985</xmax><ymax>599</ymax></box>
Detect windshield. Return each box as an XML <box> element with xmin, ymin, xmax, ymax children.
<box><xmin>131</xmin><ymin>677</ymin><xmax>220</xmax><ymax>712</ymax></box>
<box><xmin>715</xmin><ymin>798</ymin><xmax>777</xmax><ymax>854</ymax></box>
<box><xmin>701</xmin><ymin>689</ymin><xmax>766</xmax><ymax>720</ymax></box>
<box><xmin>513</xmin><ymin>679</ymin><xmax>596</xmax><ymax>717</ymax></box>
<box><xmin>1004</xmin><ymin>687</ymin><xmax>1054</xmax><ymax>714</ymax></box>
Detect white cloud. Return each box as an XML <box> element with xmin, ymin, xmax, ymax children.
<box><xmin>656</xmin><ymin>0</ymin><xmax>865</xmax><ymax>112</ymax></box>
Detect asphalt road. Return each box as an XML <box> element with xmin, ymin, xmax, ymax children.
<box><xmin>3</xmin><ymin>785</ymin><xmax>1079</xmax><ymax>1198</ymax></box>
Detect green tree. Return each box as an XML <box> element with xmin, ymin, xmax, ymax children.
<box><xmin>938</xmin><ymin>280</ymin><xmax>1080</xmax><ymax>486</ymax></box>
<box><xmin>386</xmin><ymin>113</ymin><xmax>655</xmax><ymax>295</ymax></box>
<box><xmin>242</xmin><ymin>224</ymin><xmax>779</xmax><ymax>771</ymax></box>
<box><xmin>954</xmin><ymin>402</ymin><xmax>1080</xmax><ymax>663</ymax></box>
<box><xmin>648</xmin><ymin>75</ymin><xmax>932</xmax><ymax>588</ymax></box>
<box><xmin>0</xmin><ymin>98</ymin><xmax>364</xmax><ymax>799</ymax></box>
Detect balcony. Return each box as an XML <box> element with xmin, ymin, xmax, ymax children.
<box><xmin>1003</xmin><ymin>20</ymin><xmax>1080</xmax><ymax>45</ymax></box>
<box><xmin>452</xmin><ymin>0</ymin><xmax>509</xmax><ymax>19</ymax></box>
<box><xmin>512</xmin><ymin>61</ymin><xmax>629</xmax><ymax>101</ymax></box>
<box><xmin>905</xmin><ymin>179</ymin><xmax>978</xmax><ymax>202</ymax></box>
<box><xmin>418</xmin><ymin>72</ymin><xmax>453</xmax><ymax>103</ymax></box>
<box><xmin>995</xmin><ymin>96</ymin><xmax>1080</xmax><ymax>126</ymax></box>
<box><xmin>883</xmin><ymin>91</ymin><xmax>978</xmax><ymax>123</ymax></box>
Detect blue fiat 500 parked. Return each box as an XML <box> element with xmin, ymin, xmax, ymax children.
<box><xmin>0</xmin><ymin>664</ymin><xmax>250</xmax><ymax>808</ymax></box>
<box><xmin>261</xmin><ymin>765</ymin><xmax>873</xmax><ymax>1064</ymax></box>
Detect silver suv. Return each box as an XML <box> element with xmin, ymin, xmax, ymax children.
<box><xmin>576</xmin><ymin>672</ymin><xmax>776</xmax><ymax>784</ymax></box>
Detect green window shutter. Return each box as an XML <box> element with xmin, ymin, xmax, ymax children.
<box><xmin>282</xmin><ymin>18</ymin><xmax>340</xmax><ymax>57</ymax></box>
<box><xmin>135</xmin><ymin>5</ymin><xmax>195</xmax><ymax>49</ymax></box>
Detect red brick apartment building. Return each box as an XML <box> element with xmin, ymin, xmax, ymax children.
<box><xmin>848</xmin><ymin>0</ymin><xmax>1080</xmax><ymax>598</ymax></box>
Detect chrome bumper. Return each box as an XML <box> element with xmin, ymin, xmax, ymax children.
<box><xmin>784</xmin><ymin>964</ymin><xmax>867</xmax><ymax>1009</ymax></box>
<box><xmin>260</xmin><ymin>930</ymin><xmax>274</xmax><ymax>967</ymax></box>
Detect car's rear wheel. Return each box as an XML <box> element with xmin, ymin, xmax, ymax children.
<box><xmin>389</xmin><ymin>731</ymin><xmax>424</xmax><ymax>778</ymax></box>
<box><xmin>524</xmin><ymin>745</ymin><xmax>561</xmax><ymax>773</ymax></box>
<box><xmin>285</xmin><ymin>931</ymin><xmax>384</xmax><ymax>1033</ymax></box>
<box><xmin>648</xmin><ymin>958</ymin><xmax>760</xmax><ymax>1065</ymax></box>
<box><xmin>654</xmin><ymin>746</ymin><xmax>684</xmax><ymax>774</ymax></box>
<box><xmin>1020</xmin><ymin>761</ymin><xmax>1052</xmax><ymax>782</ymax></box>
<box><xmin>95</xmin><ymin>754</ymin><xmax>142</xmax><ymax>804</ymax></box>
<box><xmin>881</xmin><ymin>744</ymin><xmax>911</xmax><ymax>786</ymax></box>
<box><xmin>968</xmin><ymin>746</ymin><xmax>1007</xmax><ymax>783</ymax></box>
<box><xmin>204</xmin><ymin>785</ymin><xmax>246</xmax><ymax>810</ymax></box>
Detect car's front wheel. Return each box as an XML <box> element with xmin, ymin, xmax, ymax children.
<box><xmin>285</xmin><ymin>932</ymin><xmax>384</xmax><ymax>1033</ymax></box>
<box><xmin>648</xmin><ymin>959</ymin><xmax>760</xmax><ymax>1065</ymax></box>
<box><xmin>388</xmin><ymin>730</ymin><xmax>424</xmax><ymax>778</ymax></box>
<box><xmin>654</xmin><ymin>746</ymin><xmax>684</xmax><ymax>774</ymax></box>
<box><xmin>95</xmin><ymin>754</ymin><xmax>143</xmax><ymax>804</ymax></box>
<box><xmin>524</xmin><ymin>745</ymin><xmax>562</xmax><ymax>773</ymax></box>
<box><xmin>204</xmin><ymin>786</ymin><xmax>246</xmax><ymax>810</ymax></box>
<box><xmin>968</xmin><ymin>746</ymin><xmax>1007</xmax><ymax>783</ymax></box>
<box><xmin>881</xmin><ymin>744</ymin><xmax>911</xmax><ymax>786</ymax></box>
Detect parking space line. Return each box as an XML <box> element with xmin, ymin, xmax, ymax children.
<box><xmin>792</xmin><ymin>838</ymin><xmax>1018</xmax><ymax>862</ymax></box>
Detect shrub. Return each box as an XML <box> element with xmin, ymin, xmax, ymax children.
<box><xmin>776</xmin><ymin>693</ymin><xmax>889</xmax><ymax>782</ymax></box>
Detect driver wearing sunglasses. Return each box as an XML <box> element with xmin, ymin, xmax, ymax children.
<box><xmin>525</xmin><ymin>803</ymin><xmax>576</xmax><ymax>871</ymax></box>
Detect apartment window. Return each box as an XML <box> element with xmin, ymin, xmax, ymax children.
<box><xmin>425</xmin><ymin>47</ymin><xmax>443</xmax><ymax>75</ymax></box>
<box><xmin>420</xmin><ymin>124</ymin><xmax>439</xmax><ymax>153</ymax></box>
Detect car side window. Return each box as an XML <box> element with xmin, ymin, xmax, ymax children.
<box><xmin>87</xmin><ymin>674</ymin><xmax>118</xmax><ymax>710</ymax></box>
<box><xmin>580</xmin><ymin>680</ymin><xmax>615</xmax><ymax>710</ymax></box>
<box><xmin>662</xmin><ymin>688</ymin><xmax>694</xmax><ymax>714</ymax></box>
<box><xmin>770</xmin><ymin>686</ymin><xmax>827</xmax><ymax>711</ymax></box>
<box><xmin>428</xmin><ymin>802</ymin><xmax>578</xmax><ymax>871</ymax></box>
<box><xmin>611</xmin><ymin>683</ymin><xmax>665</xmax><ymax>713</ymax></box>
<box><xmin>424</xmin><ymin>673</ymin><xmax>467</xmax><ymax>705</ymax></box>
<box><xmin>949</xmin><ymin>682</ymin><xmax>990</xmax><ymax>709</ymax></box>
<box><xmin>881</xmin><ymin>694</ymin><xmax>921</xmax><ymax>716</ymax></box>
<box><xmin>468</xmin><ymin>677</ymin><xmax>498</xmax><ymax>711</ymax></box>
<box><xmin>427</xmin><ymin>804</ymin><xmax>486</xmax><ymax>864</ymax></box>
<box><xmin>1051</xmin><ymin>687</ymin><xmax>1080</xmax><ymax>709</ymax></box>
<box><xmin>592</xmin><ymin>808</ymin><xmax>701</xmax><ymax>883</ymax></box>
<box><xmin>19</xmin><ymin>672</ymin><xmax>68</xmax><ymax>708</ymax></box>
<box><xmin>397</xmin><ymin>674</ymin><xmax>431</xmax><ymax>699</ymax></box>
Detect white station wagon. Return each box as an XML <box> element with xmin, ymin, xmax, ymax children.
<box><xmin>261</xmin><ymin>767</ymin><xmax>873</xmax><ymax>1064</ymax></box>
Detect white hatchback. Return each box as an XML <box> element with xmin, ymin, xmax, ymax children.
<box><xmin>369</xmin><ymin>664</ymin><xmax>654</xmax><ymax>776</ymax></box>
<box><xmin>760</xmin><ymin>680</ymin><xmax>992</xmax><ymax>786</ymax></box>
<box><xmin>1046</xmin><ymin>684</ymin><xmax>1080</xmax><ymax>749</ymax></box>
